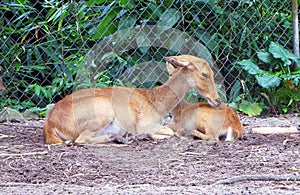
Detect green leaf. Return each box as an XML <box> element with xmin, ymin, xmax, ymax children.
<box><xmin>238</xmin><ymin>100</ymin><xmax>262</xmax><ymax>116</ymax></box>
<box><xmin>255</xmin><ymin>74</ymin><xmax>281</xmax><ymax>88</ymax></box>
<box><xmin>118</xmin><ymin>14</ymin><xmax>137</xmax><ymax>30</ymax></box>
<box><xmin>92</xmin><ymin>7</ymin><xmax>120</xmax><ymax>40</ymax></box>
<box><xmin>237</xmin><ymin>59</ymin><xmax>263</xmax><ymax>75</ymax></box>
<box><xmin>136</xmin><ymin>31</ymin><xmax>151</xmax><ymax>54</ymax></box>
<box><xmin>239</xmin><ymin>28</ymin><xmax>247</xmax><ymax>46</ymax></box>
<box><xmin>34</xmin><ymin>85</ymin><xmax>41</xmax><ymax>97</ymax></box>
<box><xmin>87</xmin><ymin>0</ymin><xmax>107</xmax><ymax>6</ymax></box>
<box><xmin>147</xmin><ymin>3</ymin><xmax>162</xmax><ymax>18</ymax></box>
<box><xmin>228</xmin><ymin>102</ymin><xmax>238</xmax><ymax>110</ymax></box>
<box><xmin>280</xmin><ymin>73</ymin><xmax>300</xmax><ymax>81</ymax></box>
<box><xmin>20</xmin><ymin>65</ymin><xmax>46</xmax><ymax>71</ymax></box>
<box><xmin>194</xmin><ymin>30</ymin><xmax>218</xmax><ymax>53</ymax></box>
<box><xmin>119</xmin><ymin>0</ymin><xmax>135</xmax><ymax>9</ymax></box>
<box><xmin>229</xmin><ymin>80</ymin><xmax>241</xmax><ymax>102</ymax></box>
<box><xmin>54</xmin><ymin>64</ymin><xmax>63</xmax><ymax>76</ymax></box>
<box><xmin>39</xmin><ymin>45</ymin><xmax>61</xmax><ymax>62</ymax></box>
<box><xmin>26</xmin><ymin>48</ymin><xmax>32</xmax><ymax>66</ymax></box>
<box><xmin>34</xmin><ymin>47</ymin><xmax>43</xmax><ymax>64</ymax></box>
<box><xmin>195</xmin><ymin>0</ymin><xmax>222</xmax><ymax>13</ymax></box>
<box><xmin>158</xmin><ymin>8</ymin><xmax>181</xmax><ymax>28</ymax></box>
<box><xmin>257</xmin><ymin>51</ymin><xmax>273</xmax><ymax>64</ymax></box>
<box><xmin>282</xmin><ymin>107</ymin><xmax>288</xmax><ymax>113</ymax></box>
<box><xmin>269</xmin><ymin>42</ymin><xmax>299</xmax><ymax>66</ymax></box>
<box><xmin>12</xmin><ymin>10</ymin><xmax>34</xmax><ymax>24</ymax></box>
<box><xmin>47</xmin><ymin>3</ymin><xmax>70</xmax><ymax>23</ymax></box>
<box><xmin>40</xmin><ymin>86</ymin><xmax>49</xmax><ymax>99</ymax></box>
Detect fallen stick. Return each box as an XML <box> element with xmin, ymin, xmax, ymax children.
<box><xmin>77</xmin><ymin>143</ymin><xmax>129</xmax><ymax>147</ymax></box>
<box><xmin>1</xmin><ymin>123</ymin><xmax>43</xmax><ymax>129</ymax></box>
<box><xmin>0</xmin><ymin>133</ymin><xmax>9</xmax><ymax>139</ymax></box>
<box><xmin>0</xmin><ymin>182</ymin><xmax>51</xmax><ymax>187</ymax></box>
<box><xmin>0</xmin><ymin>151</ymin><xmax>48</xmax><ymax>157</ymax></box>
<box><xmin>252</xmin><ymin>127</ymin><xmax>299</xmax><ymax>134</ymax></box>
<box><xmin>214</xmin><ymin>174</ymin><xmax>300</xmax><ymax>185</ymax></box>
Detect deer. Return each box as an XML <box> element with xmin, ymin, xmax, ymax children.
<box><xmin>168</xmin><ymin>102</ymin><xmax>243</xmax><ymax>141</ymax></box>
<box><xmin>43</xmin><ymin>55</ymin><xmax>222</xmax><ymax>144</ymax></box>
<box><xmin>165</xmin><ymin>62</ymin><xmax>243</xmax><ymax>142</ymax></box>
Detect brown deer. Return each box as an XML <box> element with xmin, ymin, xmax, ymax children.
<box><xmin>43</xmin><ymin>55</ymin><xmax>221</xmax><ymax>144</ymax></box>
<box><xmin>168</xmin><ymin>102</ymin><xmax>243</xmax><ymax>141</ymax></box>
<box><xmin>165</xmin><ymin>61</ymin><xmax>243</xmax><ymax>141</ymax></box>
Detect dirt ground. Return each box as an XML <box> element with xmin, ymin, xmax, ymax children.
<box><xmin>0</xmin><ymin>114</ymin><xmax>299</xmax><ymax>194</ymax></box>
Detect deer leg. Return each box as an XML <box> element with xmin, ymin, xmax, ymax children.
<box><xmin>166</xmin><ymin>123</ymin><xmax>188</xmax><ymax>139</ymax></box>
<box><xmin>151</xmin><ymin>125</ymin><xmax>175</xmax><ymax>140</ymax></box>
<box><xmin>75</xmin><ymin>118</ymin><xmax>125</xmax><ymax>144</ymax></box>
<box><xmin>191</xmin><ymin>129</ymin><xmax>220</xmax><ymax>141</ymax></box>
<box><xmin>174</xmin><ymin>132</ymin><xmax>188</xmax><ymax>139</ymax></box>
<box><xmin>75</xmin><ymin>131</ymin><xmax>116</xmax><ymax>144</ymax></box>
<box><xmin>191</xmin><ymin>129</ymin><xmax>208</xmax><ymax>140</ymax></box>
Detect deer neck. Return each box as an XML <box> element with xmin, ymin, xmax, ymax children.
<box><xmin>151</xmin><ymin>73</ymin><xmax>190</xmax><ymax>115</ymax></box>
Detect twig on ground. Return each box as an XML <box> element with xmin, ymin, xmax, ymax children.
<box><xmin>158</xmin><ymin>159</ymin><xmax>176</xmax><ymax>174</ymax></box>
<box><xmin>0</xmin><ymin>151</ymin><xmax>48</xmax><ymax>157</ymax></box>
<box><xmin>79</xmin><ymin>143</ymin><xmax>129</xmax><ymax>147</ymax></box>
<box><xmin>179</xmin><ymin>151</ymin><xmax>218</xmax><ymax>158</ymax></box>
<box><xmin>63</xmin><ymin>171</ymin><xmax>70</xmax><ymax>179</ymax></box>
<box><xmin>58</xmin><ymin>152</ymin><xmax>68</xmax><ymax>160</ymax></box>
<box><xmin>0</xmin><ymin>182</ymin><xmax>50</xmax><ymax>187</ymax></box>
<box><xmin>214</xmin><ymin>174</ymin><xmax>300</xmax><ymax>185</ymax></box>
<box><xmin>179</xmin><ymin>152</ymin><xmax>206</xmax><ymax>156</ymax></box>
<box><xmin>120</xmin><ymin>184</ymin><xmax>153</xmax><ymax>188</ymax></box>
<box><xmin>1</xmin><ymin>123</ymin><xmax>43</xmax><ymax>129</ymax></box>
<box><xmin>0</xmin><ymin>133</ymin><xmax>10</xmax><ymax>139</ymax></box>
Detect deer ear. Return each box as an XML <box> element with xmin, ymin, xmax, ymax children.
<box><xmin>164</xmin><ymin>56</ymin><xmax>189</xmax><ymax>68</ymax></box>
<box><xmin>166</xmin><ymin>62</ymin><xmax>175</xmax><ymax>75</ymax></box>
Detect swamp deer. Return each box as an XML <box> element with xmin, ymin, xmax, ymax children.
<box><xmin>165</xmin><ymin>60</ymin><xmax>242</xmax><ymax>141</ymax></box>
<box><xmin>43</xmin><ymin>55</ymin><xmax>221</xmax><ymax>144</ymax></box>
<box><xmin>168</xmin><ymin>102</ymin><xmax>243</xmax><ymax>141</ymax></box>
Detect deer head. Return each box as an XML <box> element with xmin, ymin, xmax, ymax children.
<box><xmin>164</xmin><ymin>55</ymin><xmax>221</xmax><ymax>107</ymax></box>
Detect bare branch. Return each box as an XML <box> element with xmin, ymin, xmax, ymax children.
<box><xmin>0</xmin><ymin>151</ymin><xmax>48</xmax><ymax>157</ymax></box>
<box><xmin>214</xmin><ymin>174</ymin><xmax>300</xmax><ymax>185</ymax></box>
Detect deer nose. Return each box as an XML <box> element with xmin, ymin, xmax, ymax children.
<box><xmin>215</xmin><ymin>98</ymin><xmax>222</xmax><ymax>106</ymax></box>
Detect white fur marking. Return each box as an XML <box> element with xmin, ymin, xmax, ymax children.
<box><xmin>97</xmin><ymin>121</ymin><xmax>123</xmax><ymax>136</ymax></box>
<box><xmin>225</xmin><ymin>127</ymin><xmax>234</xmax><ymax>142</ymax></box>
<box><xmin>180</xmin><ymin>61</ymin><xmax>189</xmax><ymax>66</ymax></box>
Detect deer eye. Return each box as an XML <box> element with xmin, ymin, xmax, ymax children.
<box><xmin>202</xmin><ymin>72</ymin><xmax>208</xmax><ymax>78</ymax></box>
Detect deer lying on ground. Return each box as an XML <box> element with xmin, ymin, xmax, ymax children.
<box><xmin>168</xmin><ymin>102</ymin><xmax>243</xmax><ymax>141</ymax></box>
<box><xmin>43</xmin><ymin>55</ymin><xmax>221</xmax><ymax>144</ymax></box>
<box><xmin>165</xmin><ymin>63</ymin><xmax>243</xmax><ymax>141</ymax></box>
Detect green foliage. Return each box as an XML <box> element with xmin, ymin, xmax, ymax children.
<box><xmin>1</xmin><ymin>0</ymin><xmax>89</xmax><ymax>111</ymax></box>
<box><xmin>228</xmin><ymin>80</ymin><xmax>264</xmax><ymax>116</ymax></box>
<box><xmin>237</xmin><ymin>42</ymin><xmax>300</xmax><ymax>115</ymax></box>
<box><xmin>238</xmin><ymin>100</ymin><xmax>263</xmax><ymax>117</ymax></box>
<box><xmin>0</xmin><ymin>0</ymin><xmax>296</xmax><ymax>117</ymax></box>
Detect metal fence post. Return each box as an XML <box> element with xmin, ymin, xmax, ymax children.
<box><xmin>292</xmin><ymin>0</ymin><xmax>299</xmax><ymax>68</ymax></box>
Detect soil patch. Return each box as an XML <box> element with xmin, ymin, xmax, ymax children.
<box><xmin>0</xmin><ymin>114</ymin><xmax>299</xmax><ymax>194</ymax></box>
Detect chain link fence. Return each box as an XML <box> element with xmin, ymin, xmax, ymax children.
<box><xmin>0</xmin><ymin>0</ymin><xmax>295</xmax><ymax>114</ymax></box>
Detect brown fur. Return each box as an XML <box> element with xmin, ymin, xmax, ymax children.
<box><xmin>169</xmin><ymin>103</ymin><xmax>243</xmax><ymax>141</ymax></box>
<box><xmin>43</xmin><ymin>55</ymin><xmax>222</xmax><ymax>144</ymax></box>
